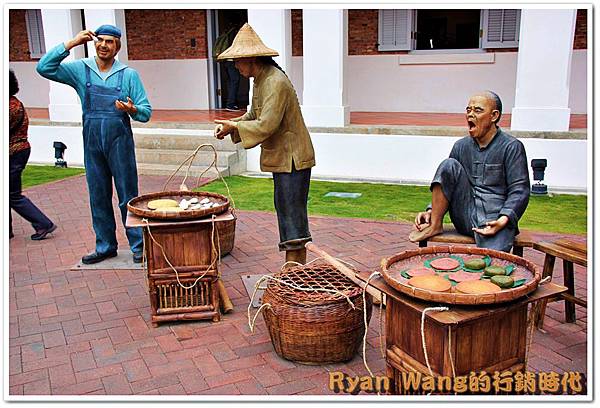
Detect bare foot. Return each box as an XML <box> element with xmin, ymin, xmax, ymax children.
<box><xmin>409</xmin><ymin>224</ymin><xmax>443</xmax><ymax>242</ymax></box>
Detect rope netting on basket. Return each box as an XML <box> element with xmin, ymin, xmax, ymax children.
<box><xmin>267</xmin><ymin>260</ymin><xmax>365</xmax><ymax>307</ymax></box>
<box><xmin>247</xmin><ymin>259</ymin><xmax>368</xmax><ymax>332</ymax></box>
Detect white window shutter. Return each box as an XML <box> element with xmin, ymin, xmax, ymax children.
<box><xmin>394</xmin><ymin>10</ymin><xmax>412</xmax><ymax>50</ymax></box>
<box><xmin>482</xmin><ymin>9</ymin><xmax>520</xmax><ymax>48</ymax></box>
<box><xmin>378</xmin><ymin>9</ymin><xmax>413</xmax><ymax>51</ymax></box>
<box><xmin>25</xmin><ymin>10</ymin><xmax>46</xmax><ymax>59</ymax></box>
<box><xmin>379</xmin><ymin>9</ymin><xmax>396</xmax><ymax>50</ymax></box>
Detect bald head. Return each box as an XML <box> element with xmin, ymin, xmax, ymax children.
<box><xmin>471</xmin><ymin>91</ymin><xmax>502</xmax><ymax>124</ymax></box>
<box><xmin>465</xmin><ymin>92</ymin><xmax>503</xmax><ymax>145</ymax></box>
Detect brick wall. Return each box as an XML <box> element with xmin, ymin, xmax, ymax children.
<box><xmin>573</xmin><ymin>9</ymin><xmax>587</xmax><ymax>49</ymax></box>
<box><xmin>348</xmin><ymin>10</ymin><xmax>401</xmax><ymax>55</ymax></box>
<box><xmin>125</xmin><ymin>10</ymin><xmax>207</xmax><ymax>60</ymax></box>
<box><xmin>292</xmin><ymin>10</ymin><xmax>303</xmax><ymax>56</ymax></box>
<box><xmin>292</xmin><ymin>10</ymin><xmax>407</xmax><ymax>56</ymax></box>
<box><xmin>292</xmin><ymin>9</ymin><xmax>587</xmax><ymax>56</ymax></box>
<box><xmin>9</xmin><ymin>10</ymin><xmax>33</xmax><ymax>61</ymax></box>
<box><xmin>9</xmin><ymin>8</ymin><xmax>587</xmax><ymax>63</ymax></box>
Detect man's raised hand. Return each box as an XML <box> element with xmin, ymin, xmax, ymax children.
<box><xmin>65</xmin><ymin>30</ymin><xmax>96</xmax><ymax>51</ymax></box>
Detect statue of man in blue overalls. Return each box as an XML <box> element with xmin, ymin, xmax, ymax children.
<box><xmin>37</xmin><ymin>25</ymin><xmax>152</xmax><ymax>264</ymax></box>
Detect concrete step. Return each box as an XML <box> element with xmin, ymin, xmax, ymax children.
<box><xmin>133</xmin><ymin>131</ymin><xmax>247</xmax><ymax>176</ymax></box>
<box><xmin>133</xmin><ymin>133</ymin><xmax>239</xmax><ymax>152</ymax></box>
<box><xmin>135</xmin><ymin>148</ymin><xmax>239</xmax><ymax>168</ymax></box>
<box><xmin>137</xmin><ymin>163</ymin><xmax>231</xmax><ymax>178</ymax></box>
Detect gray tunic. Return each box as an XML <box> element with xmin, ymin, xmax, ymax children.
<box><xmin>431</xmin><ymin>128</ymin><xmax>530</xmax><ymax>251</ymax></box>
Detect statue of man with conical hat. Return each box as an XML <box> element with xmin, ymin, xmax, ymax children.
<box><xmin>214</xmin><ymin>23</ymin><xmax>316</xmax><ymax>265</ymax></box>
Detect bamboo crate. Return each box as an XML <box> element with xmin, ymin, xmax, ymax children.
<box><xmin>149</xmin><ymin>274</ymin><xmax>220</xmax><ymax>326</ymax></box>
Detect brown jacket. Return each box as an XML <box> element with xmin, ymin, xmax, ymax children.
<box><xmin>231</xmin><ymin>64</ymin><xmax>315</xmax><ymax>173</ymax></box>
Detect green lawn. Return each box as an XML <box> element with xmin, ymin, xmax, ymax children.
<box><xmin>200</xmin><ymin>175</ymin><xmax>587</xmax><ymax>235</ymax></box>
<box><xmin>20</xmin><ymin>168</ymin><xmax>586</xmax><ymax>235</ymax></box>
<box><xmin>22</xmin><ymin>165</ymin><xmax>86</xmax><ymax>189</ymax></box>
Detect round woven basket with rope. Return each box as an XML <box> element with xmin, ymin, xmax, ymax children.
<box><xmin>259</xmin><ymin>261</ymin><xmax>373</xmax><ymax>365</ymax></box>
<box><xmin>127</xmin><ymin>190</ymin><xmax>229</xmax><ymax>221</ymax></box>
<box><xmin>127</xmin><ymin>144</ymin><xmax>237</xmax><ymax>256</ymax></box>
<box><xmin>381</xmin><ymin>245</ymin><xmax>540</xmax><ymax>305</ymax></box>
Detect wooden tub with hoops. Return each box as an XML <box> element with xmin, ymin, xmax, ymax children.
<box><xmin>249</xmin><ymin>253</ymin><xmax>374</xmax><ymax>365</ymax></box>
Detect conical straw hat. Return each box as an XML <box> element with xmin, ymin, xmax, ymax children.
<box><xmin>217</xmin><ymin>23</ymin><xmax>279</xmax><ymax>60</ymax></box>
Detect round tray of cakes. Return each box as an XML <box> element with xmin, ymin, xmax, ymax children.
<box><xmin>381</xmin><ymin>245</ymin><xmax>541</xmax><ymax>305</ymax></box>
<box><xmin>127</xmin><ymin>191</ymin><xmax>229</xmax><ymax>220</ymax></box>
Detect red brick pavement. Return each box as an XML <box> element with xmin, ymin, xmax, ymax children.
<box><xmin>8</xmin><ymin>174</ymin><xmax>588</xmax><ymax>396</ymax></box>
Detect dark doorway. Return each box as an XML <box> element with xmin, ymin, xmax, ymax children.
<box><xmin>215</xmin><ymin>10</ymin><xmax>249</xmax><ymax>110</ymax></box>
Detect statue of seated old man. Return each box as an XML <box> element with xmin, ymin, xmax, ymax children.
<box><xmin>409</xmin><ymin>91</ymin><xmax>530</xmax><ymax>253</ymax></box>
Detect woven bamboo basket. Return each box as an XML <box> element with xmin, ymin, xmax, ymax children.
<box><xmin>381</xmin><ymin>245</ymin><xmax>541</xmax><ymax>305</ymax></box>
<box><xmin>217</xmin><ymin>216</ymin><xmax>236</xmax><ymax>257</ymax></box>
<box><xmin>127</xmin><ymin>191</ymin><xmax>229</xmax><ymax>221</ymax></box>
<box><xmin>261</xmin><ymin>261</ymin><xmax>373</xmax><ymax>365</ymax></box>
<box><xmin>128</xmin><ymin>143</ymin><xmax>235</xmax><ymax>222</ymax></box>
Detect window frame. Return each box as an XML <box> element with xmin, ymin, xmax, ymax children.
<box><xmin>378</xmin><ymin>9</ymin><xmax>520</xmax><ymax>52</ymax></box>
<box><xmin>25</xmin><ymin>9</ymin><xmax>46</xmax><ymax>59</ymax></box>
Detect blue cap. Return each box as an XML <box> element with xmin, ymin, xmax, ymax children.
<box><xmin>95</xmin><ymin>24</ymin><xmax>121</xmax><ymax>38</ymax></box>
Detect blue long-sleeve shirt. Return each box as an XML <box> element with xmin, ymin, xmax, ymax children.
<box><xmin>36</xmin><ymin>43</ymin><xmax>152</xmax><ymax>123</ymax></box>
<box><xmin>449</xmin><ymin>128</ymin><xmax>530</xmax><ymax>230</ymax></box>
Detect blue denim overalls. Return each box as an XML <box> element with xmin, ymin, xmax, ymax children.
<box><xmin>82</xmin><ymin>65</ymin><xmax>142</xmax><ymax>255</ymax></box>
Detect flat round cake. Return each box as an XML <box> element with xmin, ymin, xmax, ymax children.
<box><xmin>447</xmin><ymin>271</ymin><xmax>482</xmax><ymax>282</ymax></box>
<box><xmin>147</xmin><ymin>199</ymin><xmax>179</xmax><ymax>210</ymax></box>
<box><xmin>430</xmin><ymin>257</ymin><xmax>460</xmax><ymax>271</ymax></box>
<box><xmin>456</xmin><ymin>280</ymin><xmax>502</xmax><ymax>294</ymax></box>
<box><xmin>155</xmin><ymin>206</ymin><xmax>184</xmax><ymax>213</ymax></box>
<box><xmin>406</xmin><ymin>267</ymin><xmax>436</xmax><ymax>277</ymax></box>
<box><xmin>407</xmin><ymin>275</ymin><xmax>452</xmax><ymax>292</ymax></box>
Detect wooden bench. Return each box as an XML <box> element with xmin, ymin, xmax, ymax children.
<box><xmin>417</xmin><ymin>226</ymin><xmax>535</xmax><ymax>257</ymax></box>
<box><xmin>534</xmin><ymin>238</ymin><xmax>587</xmax><ymax>328</ymax></box>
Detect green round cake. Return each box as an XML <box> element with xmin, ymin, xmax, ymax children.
<box><xmin>464</xmin><ymin>258</ymin><xmax>486</xmax><ymax>270</ymax></box>
<box><xmin>491</xmin><ymin>275</ymin><xmax>514</xmax><ymax>289</ymax></box>
<box><xmin>484</xmin><ymin>265</ymin><xmax>506</xmax><ymax>277</ymax></box>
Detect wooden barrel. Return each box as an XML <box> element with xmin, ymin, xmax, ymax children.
<box><xmin>217</xmin><ymin>217</ymin><xmax>236</xmax><ymax>257</ymax></box>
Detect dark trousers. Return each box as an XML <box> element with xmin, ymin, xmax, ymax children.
<box><xmin>224</xmin><ymin>61</ymin><xmax>240</xmax><ymax>109</ymax></box>
<box><xmin>432</xmin><ymin>158</ymin><xmax>516</xmax><ymax>252</ymax></box>
<box><xmin>273</xmin><ymin>163</ymin><xmax>312</xmax><ymax>251</ymax></box>
<box><xmin>9</xmin><ymin>148</ymin><xmax>53</xmax><ymax>234</ymax></box>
